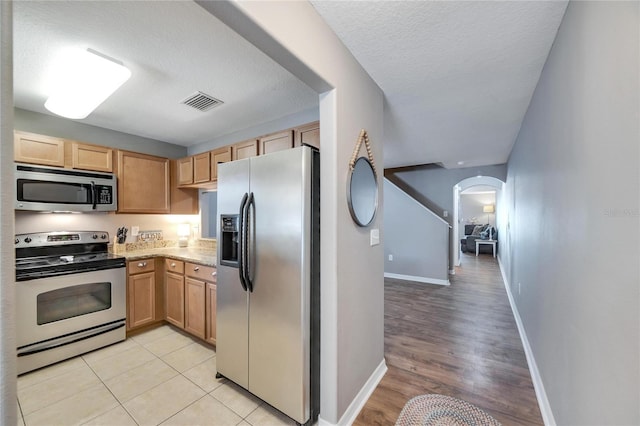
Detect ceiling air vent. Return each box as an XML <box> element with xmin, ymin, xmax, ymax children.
<box><xmin>181</xmin><ymin>91</ymin><xmax>223</xmax><ymax>112</ymax></box>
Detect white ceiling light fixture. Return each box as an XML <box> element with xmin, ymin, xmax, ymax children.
<box><xmin>44</xmin><ymin>48</ymin><xmax>131</xmax><ymax>119</ymax></box>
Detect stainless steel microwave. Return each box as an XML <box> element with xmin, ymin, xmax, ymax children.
<box><xmin>15</xmin><ymin>163</ymin><xmax>117</xmax><ymax>212</ymax></box>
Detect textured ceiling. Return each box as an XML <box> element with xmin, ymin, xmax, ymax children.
<box><xmin>310</xmin><ymin>1</ymin><xmax>568</xmax><ymax>168</ymax></box>
<box><xmin>13</xmin><ymin>1</ymin><xmax>319</xmax><ymax>146</ymax></box>
<box><xmin>14</xmin><ymin>1</ymin><xmax>568</xmax><ymax>168</ymax></box>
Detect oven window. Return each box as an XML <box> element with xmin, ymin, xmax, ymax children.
<box><xmin>37</xmin><ymin>282</ymin><xmax>112</xmax><ymax>325</ymax></box>
<box><xmin>18</xmin><ymin>179</ymin><xmax>92</xmax><ymax>204</ymax></box>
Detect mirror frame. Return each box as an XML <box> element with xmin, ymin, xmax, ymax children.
<box><xmin>347</xmin><ymin>156</ymin><xmax>378</xmax><ymax>227</ymax></box>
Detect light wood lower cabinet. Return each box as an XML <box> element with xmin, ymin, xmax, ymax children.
<box><xmin>165</xmin><ymin>271</ymin><xmax>185</xmax><ymax>328</ymax></box>
<box><xmin>127</xmin><ymin>260</ymin><xmax>157</xmax><ymax>331</ymax></box>
<box><xmin>205</xmin><ymin>282</ymin><xmax>217</xmax><ymax>345</ymax></box>
<box><xmin>160</xmin><ymin>258</ymin><xmax>216</xmax><ymax>344</ymax></box>
<box><xmin>185</xmin><ymin>278</ymin><xmax>206</xmax><ymax>339</ymax></box>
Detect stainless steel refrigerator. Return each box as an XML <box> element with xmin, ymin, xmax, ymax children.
<box><xmin>216</xmin><ymin>146</ymin><xmax>319</xmax><ymax>425</ymax></box>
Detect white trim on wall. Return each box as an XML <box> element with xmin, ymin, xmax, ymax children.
<box><xmin>318</xmin><ymin>359</ymin><xmax>387</xmax><ymax>426</ymax></box>
<box><xmin>384</xmin><ymin>272</ymin><xmax>450</xmax><ymax>286</ymax></box>
<box><xmin>497</xmin><ymin>257</ymin><xmax>556</xmax><ymax>426</ymax></box>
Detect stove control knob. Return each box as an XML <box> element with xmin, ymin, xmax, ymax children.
<box><xmin>92</xmin><ymin>234</ymin><xmax>98</xmax><ymax>239</ymax></box>
<box><xmin>24</xmin><ymin>237</ymin><xmax>31</xmax><ymax>244</ymax></box>
<box><xmin>101</xmin><ymin>234</ymin><xmax>107</xmax><ymax>240</ymax></box>
<box><xmin>14</xmin><ymin>238</ymin><xmax>19</xmax><ymax>244</ymax></box>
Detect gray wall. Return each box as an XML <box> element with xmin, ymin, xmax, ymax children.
<box><xmin>384</xmin><ymin>179</ymin><xmax>449</xmax><ymax>283</ymax></box>
<box><xmin>14</xmin><ymin>108</ymin><xmax>187</xmax><ymax>158</ymax></box>
<box><xmin>392</xmin><ymin>164</ymin><xmax>507</xmax><ymax>222</ymax></box>
<box><xmin>501</xmin><ymin>2</ymin><xmax>639</xmax><ymax>424</ymax></box>
<box><xmin>390</xmin><ymin>164</ymin><xmax>506</xmax><ymax>270</ymax></box>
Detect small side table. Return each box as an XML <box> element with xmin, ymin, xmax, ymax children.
<box><xmin>476</xmin><ymin>240</ymin><xmax>497</xmax><ymax>258</ymax></box>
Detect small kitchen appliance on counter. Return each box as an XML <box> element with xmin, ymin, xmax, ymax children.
<box><xmin>15</xmin><ymin>231</ymin><xmax>126</xmax><ymax>374</ymax></box>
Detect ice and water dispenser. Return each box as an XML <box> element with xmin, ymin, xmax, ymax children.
<box><xmin>220</xmin><ymin>214</ymin><xmax>239</xmax><ymax>267</ymax></box>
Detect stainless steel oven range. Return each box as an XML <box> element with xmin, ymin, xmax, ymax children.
<box><xmin>15</xmin><ymin>231</ymin><xmax>126</xmax><ymax>375</ymax></box>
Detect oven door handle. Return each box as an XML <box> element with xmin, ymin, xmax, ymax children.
<box><xmin>17</xmin><ymin>320</ymin><xmax>125</xmax><ymax>357</ymax></box>
<box><xmin>90</xmin><ymin>181</ymin><xmax>97</xmax><ymax>210</ymax></box>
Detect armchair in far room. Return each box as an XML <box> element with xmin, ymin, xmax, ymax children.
<box><xmin>460</xmin><ymin>224</ymin><xmax>498</xmax><ymax>254</ymax></box>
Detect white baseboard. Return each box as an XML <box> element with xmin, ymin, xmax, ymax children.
<box><xmin>497</xmin><ymin>257</ymin><xmax>556</xmax><ymax>426</ymax></box>
<box><xmin>384</xmin><ymin>272</ymin><xmax>450</xmax><ymax>286</ymax></box>
<box><xmin>318</xmin><ymin>359</ymin><xmax>388</xmax><ymax>426</ymax></box>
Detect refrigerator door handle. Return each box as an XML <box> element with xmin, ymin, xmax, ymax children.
<box><xmin>246</xmin><ymin>192</ymin><xmax>255</xmax><ymax>293</ymax></box>
<box><xmin>238</xmin><ymin>193</ymin><xmax>249</xmax><ymax>292</ymax></box>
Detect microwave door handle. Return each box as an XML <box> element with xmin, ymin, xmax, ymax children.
<box><xmin>90</xmin><ymin>181</ymin><xmax>97</xmax><ymax>210</ymax></box>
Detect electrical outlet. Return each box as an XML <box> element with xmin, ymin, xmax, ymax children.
<box><xmin>388</xmin><ymin>254</ymin><xmax>393</xmax><ymax>261</ymax></box>
<box><xmin>443</xmin><ymin>210</ymin><xmax>448</xmax><ymax>217</ymax></box>
<box><xmin>131</xmin><ymin>226</ymin><xmax>139</xmax><ymax>236</ymax></box>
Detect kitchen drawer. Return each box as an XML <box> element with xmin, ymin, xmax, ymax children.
<box><xmin>185</xmin><ymin>262</ymin><xmax>216</xmax><ymax>282</ymax></box>
<box><xmin>165</xmin><ymin>259</ymin><xmax>184</xmax><ymax>274</ymax></box>
<box><xmin>128</xmin><ymin>259</ymin><xmax>155</xmax><ymax>274</ymax></box>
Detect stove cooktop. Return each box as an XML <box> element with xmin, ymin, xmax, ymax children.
<box><xmin>15</xmin><ymin>231</ymin><xmax>126</xmax><ymax>281</ymax></box>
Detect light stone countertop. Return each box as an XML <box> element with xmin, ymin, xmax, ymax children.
<box><xmin>117</xmin><ymin>247</ymin><xmax>216</xmax><ymax>267</ymax></box>
<box><xmin>111</xmin><ymin>239</ymin><xmax>217</xmax><ymax>267</ymax></box>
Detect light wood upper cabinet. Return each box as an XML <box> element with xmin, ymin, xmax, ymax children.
<box><xmin>210</xmin><ymin>146</ymin><xmax>232</xmax><ymax>181</ymax></box>
<box><xmin>260</xmin><ymin>130</ymin><xmax>294</xmax><ymax>155</ymax></box>
<box><xmin>177</xmin><ymin>157</ymin><xmax>193</xmax><ymax>186</ymax></box>
<box><xmin>294</xmin><ymin>121</ymin><xmax>320</xmax><ymax>149</ymax></box>
<box><xmin>117</xmin><ymin>150</ymin><xmax>170</xmax><ymax>214</ymax></box>
<box><xmin>193</xmin><ymin>152</ymin><xmax>210</xmax><ymax>184</ymax></box>
<box><xmin>232</xmin><ymin>139</ymin><xmax>259</xmax><ymax>160</ymax></box>
<box><xmin>14</xmin><ymin>131</ymin><xmax>65</xmax><ymax>167</ymax></box>
<box><xmin>70</xmin><ymin>142</ymin><xmax>113</xmax><ymax>172</ymax></box>
<box><xmin>169</xmin><ymin>160</ymin><xmax>199</xmax><ymax>215</ymax></box>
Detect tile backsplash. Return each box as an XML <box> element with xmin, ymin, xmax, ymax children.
<box><xmin>15</xmin><ymin>211</ymin><xmax>201</xmax><ymax>243</ymax></box>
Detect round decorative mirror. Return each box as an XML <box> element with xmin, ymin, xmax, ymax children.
<box><xmin>347</xmin><ymin>156</ymin><xmax>378</xmax><ymax>227</ymax></box>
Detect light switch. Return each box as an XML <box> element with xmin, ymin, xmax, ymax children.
<box><xmin>370</xmin><ymin>228</ymin><xmax>380</xmax><ymax>246</ymax></box>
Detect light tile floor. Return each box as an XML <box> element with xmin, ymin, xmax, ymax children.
<box><xmin>17</xmin><ymin>325</ymin><xmax>296</xmax><ymax>426</ymax></box>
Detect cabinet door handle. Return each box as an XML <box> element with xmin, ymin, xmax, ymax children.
<box><xmin>211</xmin><ymin>271</ymin><xmax>217</xmax><ymax>276</ymax></box>
<box><xmin>171</xmin><ymin>262</ymin><xmax>176</xmax><ymax>267</ymax></box>
<box><xmin>194</xmin><ymin>266</ymin><xmax>200</xmax><ymax>272</ymax></box>
<box><xmin>137</xmin><ymin>262</ymin><xmax>147</xmax><ymax>268</ymax></box>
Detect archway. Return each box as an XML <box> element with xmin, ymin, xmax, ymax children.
<box><xmin>452</xmin><ymin>176</ymin><xmax>504</xmax><ymax>267</ymax></box>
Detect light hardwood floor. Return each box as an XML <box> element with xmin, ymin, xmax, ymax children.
<box><xmin>355</xmin><ymin>253</ymin><xmax>543</xmax><ymax>425</ymax></box>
